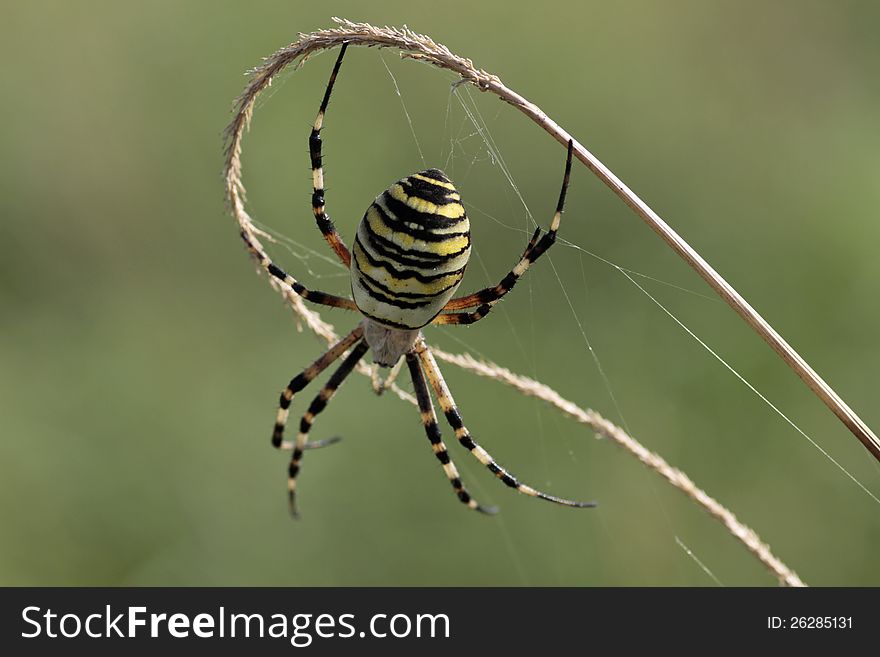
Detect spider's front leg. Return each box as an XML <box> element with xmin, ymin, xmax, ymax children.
<box><xmin>268</xmin><ymin>324</ymin><xmax>366</xmax><ymax>518</ymax></box>
<box><xmin>286</xmin><ymin>339</ymin><xmax>369</xmax><ymax>517</ymax></box>
<box><xmin>434</xmin><ymin>139</ymin><xmax>574</xmax><ymax>325</ymax></box>
<box><xmin>406</xmin><ymin>351</ymin><xmax>497</xmax><ymax>514</ymax></box>
<box><xmin>414</xmin><ymin>338</ymin><xmax>595</xmax><ymax>509</ymax></box>
<box><xmin>271</xmin><ymin>326</ymin><xmax>363</xmax><ymax>450</ymax></box>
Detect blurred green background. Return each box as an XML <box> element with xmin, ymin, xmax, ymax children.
<box><xmin>2</xmin><ymin>0</ymin><xmax>878</xmax><ymax>586</ymax></box>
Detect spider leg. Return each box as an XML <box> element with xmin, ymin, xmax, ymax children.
<box><xmin>288</xmin><ymin>338</ymin><xmax>369</xmax><ymax>517</ymax></box>
<box><xmin>415</xmin><ymin>339</ymin><xmax>595</xmax><ymax>509</ymax></box>
<box><xmin>272</xmin><ymin>325</ymin><xmax>364</xmax><ymax>449</ymax></box>
<box><xmin>440</xmin><ymin>228</ymin><xmax>540</xmax><ymax>312</ymax></box>
<box><xmin>406</xmin><ymin>352</ymin><xmax>497</xmax><ymax>514</ymax></box>
<box><xmin>241</xmin><ymin>230</ymin><xmax>357</xmax><ymax>311</ymax></box>
<box><xmin>434</xmin><ymin>139</ymin><xmax>574</xmax><ymax>324</ymax></box>
<box><xmin>309</xmin><ymin>43</ymin><xmax>352</xmax><ymax>267</ymax></box>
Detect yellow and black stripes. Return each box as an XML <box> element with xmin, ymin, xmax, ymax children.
<box><xmin>286</xmin><ymin>338</ymin><xmax>369</xmax><ymax>517</ymax></box>
<box><xmin>241</xmin><ymin>230</ymin><xmax>357</xmax><ymax>311</ymax></box>
<box><xmin>272</xmin><ymin>325</ymin><xmax>364</xmax><ymax>449</ymax></box>
<box><xmin>351</xmin><ymin>168</ymin><xmax>471</xmax><ymax>329</ymax></box>
<box><xmin>252</xmin><ymin>85</ymin><xmax>585</xmax><ymax>514</ymax></box>
<box><xmin>309</xmin><ymin>44</ymin><xmax>351</xmax><ymax>267</ymax></box>
<box><xmin>415</xmin><ymin>339</ymin><xmax>596</xmax><ymax>509</ymax></box>
<box><xmin>406</xmin><ymin>352</ymin><xmax>497</xmax><ymax>514</ymax></box>
<box><xmin>434</xmin><ymin>140</ymin><xmax>574</xmax><ymax>325</ymax></box>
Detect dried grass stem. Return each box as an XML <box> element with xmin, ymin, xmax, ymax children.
<box><xmin>224</xmin><ymin>18</ymin><xmax>806</xmax><ymax>587</ymax></box>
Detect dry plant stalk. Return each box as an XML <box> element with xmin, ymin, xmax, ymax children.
<box><xmin>226</xmin><ymin>19</ymin><xmax>879</xmax><ymax>463</ymax></box>
<box><xmin>223</xmin><ymin>17</ymin><xmax>806</xmax><ymax>587</ymax></box>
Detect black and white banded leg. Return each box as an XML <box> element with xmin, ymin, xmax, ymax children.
<box><xmin>415</xmin><ymin>339</ymin><xmax>595</xmax><ymax>509</ymax></box>
<box><xmin>272</xmin><ymin>325</ymin><xmax>364</xmax><ymax>450</ymax></box>
<box><xmin>406</xmin><ymin>352</ymin><xmax>497</xmax><ymax>514</ymax></box>
<box><xmin>287</xmin><ymin>339</ymin><xmax>369</xmax><ymax>517</ymax></box>
<box><xmin>241</xmin><ymin>230</ymin><xmax>357</xmax><ymax>311</ymax></box>
<box><xmin>435</xmin><ymin>140</ymin><xmax>574</xmax><ymax>326</ymax></box>
<box><xmin>309</xmin><ymin>43</ymin><xmax>352</xmax><ymax>267</ymax></box>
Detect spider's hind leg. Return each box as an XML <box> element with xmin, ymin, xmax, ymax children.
<box><xmin>435</xmin><ymin>140</ymin><xmax>575</xmax><ymax>325</ymax></box>
<box><xmin>308</xmin><ymin>43</ymin><xmax>352</xmax><ymax>267</ymax></box>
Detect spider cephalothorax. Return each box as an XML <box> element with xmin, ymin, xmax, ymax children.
<box><xmin>241</xmin><ymin>44</ymin><xmax>594</xmax><ymax>516</ymax></box>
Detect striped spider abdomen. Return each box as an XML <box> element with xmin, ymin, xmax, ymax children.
<box><xmin>351</xmin><ymin>168</ymin><xmax>471</xmax><ymax>332</ymax></box>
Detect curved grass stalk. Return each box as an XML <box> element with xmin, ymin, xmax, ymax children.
<box><xmin>223</xmin><ymin>18</ymin><xmax>807</xmax><ymax>587</ymax></box>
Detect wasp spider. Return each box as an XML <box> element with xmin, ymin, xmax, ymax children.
<box><xmin>242</xmin><ymin>44</ymin><xmax>595</xmax><ymax>516</ymax></box>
